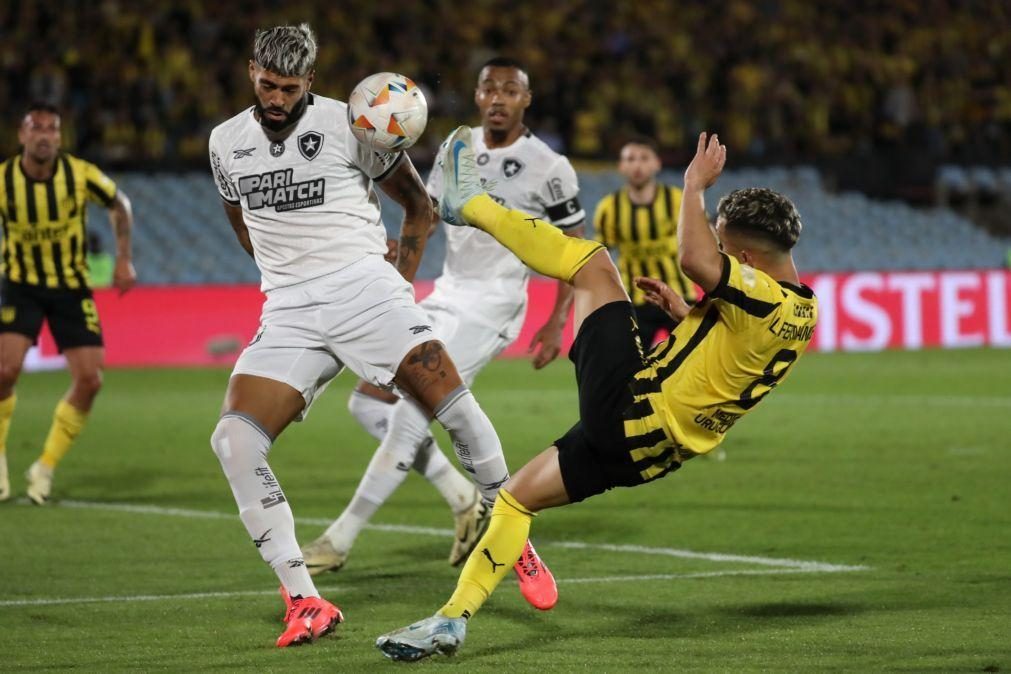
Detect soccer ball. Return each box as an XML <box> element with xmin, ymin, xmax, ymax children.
<box><xmin>348</xmin><ymin>72</ymin><xmax>428</xmax><ymax>152</ymax></box>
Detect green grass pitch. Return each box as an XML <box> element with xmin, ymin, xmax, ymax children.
<box><xmin>1</xmin><ymin>349</ymin><xmax>1009</xmax><ymax>671</ymax></box>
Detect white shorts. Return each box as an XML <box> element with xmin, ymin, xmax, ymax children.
<box><xmin>420</xmin><ymin>287</ymin><xmax>526</xmax><ymax>386</ymax></box>
<box><xmin>233</xmin><ymin>255</ymin><xmax>436</xmax><ymax>419</ymax></box>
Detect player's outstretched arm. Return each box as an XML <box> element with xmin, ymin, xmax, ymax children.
<box><xmin>634</xmin><ymin>276</ymin><xmax>691</xmax><ymax>323</ymax></box>
<box><xmin>678</xmin><ymin>132</ymin><xmax>726</xmax><ymax>293</ymax></box>
<box><xmin>378</xmin><ymin>158</ymin><xmax>435</xmax><ymax>283</ymax></box>
<box><xmin>109</xmin><ymin>190</ymin><xmax>137</xmax><ymax>295</ymax></box>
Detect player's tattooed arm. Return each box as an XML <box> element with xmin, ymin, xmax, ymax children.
<box><xmin>223</xmin><ymin>202</ymin><xmax>255</xmax><ymax>258</ymax></box>
<box><xmin>377</xmin><ymin>157</ymin><xmax>434</xmax><ymax>283</ymax></box>
<box><xmin>108</xmin><ymin>190</ymin><xmax>137</xmax><ymax>295</ymax></box>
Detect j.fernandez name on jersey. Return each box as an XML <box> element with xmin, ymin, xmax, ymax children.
<box><xmin>238</xmin><ymin>169</ymin><xmax>325</xmax><ymax>212</ymax></box>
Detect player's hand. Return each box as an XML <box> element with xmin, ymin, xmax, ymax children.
<box><xmin>529</xmin><ymin>322</ymin><xmax>563</xmax><ymax>369</ymax></box>
<box><xmin>114</xmin><ymin>257</ymin><xmax>137</xmax><ymax>296</ymax></box>
<box><xmin>384</xmin><ymin>239</ymin><xmax>399</xmax><ymax>264</ymax></box>
<box><xmin>683</xmin><ymin>132</ymin><xmax>727</xmax><ymax>191</ymax></box>
<box><xmin>635</xmin><ymin>276</ymin><xmax>691</xmax><ymax>322</ymax></box>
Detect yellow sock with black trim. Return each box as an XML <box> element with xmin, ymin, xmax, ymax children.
<box><xmin>461</xmin><ymin>194</ymin><xmax>604</xmax><ymax>283</ymax></box>
<box><xmin>0</xmin><ymin>394</ymin><xmax>16</xmax><ymax>455</ymax></box>
<box><xmin>439</xmin><ymin>489</ymin><xmax>535</xmax><ymax>619</ymax></box>
<box><xmin>39</xmin><ymin>400</ymin><xmax>89</xmax><ymax>469</ymax></box>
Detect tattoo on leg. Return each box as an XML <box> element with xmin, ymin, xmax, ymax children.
<box><xmin>409</xmin><ymin>342</ymin><xmax>444</xmax><ymax>372</ymax></box>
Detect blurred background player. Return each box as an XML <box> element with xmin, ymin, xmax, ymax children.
<box><xmin>0</xmin><ymin>102</ymin><xmax>136</xmax><ymax>505</ymax></box>
<box><xmin>207</xmin><ymin>25</ymin><xmax>532</xmax><ymax>647</ymax></box>
<box><xmin>594</xmin><ymin>136</ymin><xmax>697</xmax><ymax>349</ymax></box>
<box><xmin>302</xmin><ymin>56</ymin><xmax>581</xmax><ymax>611</ymax></box>
<box><xmin>375</xmin><ymin>128</ymin><xmax>817</xmax><ymax>661</ymax></box>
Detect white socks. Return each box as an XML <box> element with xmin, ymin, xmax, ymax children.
<box><xmin>347</xmin><ymin>390</ymin><xmax>475</xmax><ymax>512</ymax></box>
<box><xmin>211</xmin><ymin>413</ymin><xmax>318</xmax><ymax>599</ymax></box>
<box><xmin>433</xmin><ymin>386</ymin><xmax>509</xmax><ymax>505</ymax></box>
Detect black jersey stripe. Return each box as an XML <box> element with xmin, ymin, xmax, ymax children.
<box><xmin>87</xmin><ymin>180</ymin><xmax>115</xmax><ymax>207</ymax></box>
<box><xmin>30</xmin><ymin>243</ymin><xmax>45</xmax><ymax>284</ymax></box>
<box><xmin>646</xmin><ymin>195</ymin><xmax>659</xmax><ymax>241</ymax></box>
<box><xmin>51</xmin><ymin>240</ymin><xmax>68</xmax><ymax>287</ymax></box>
<box><xmin>60</xmin><ymin>155</ymin><xmax>77</xmax><ymax>216</ymax></box>
<box><xmin>4</xmin><ymin>160</ymin><xmax>15</xmax><ymax>221</ymax></box>
<box><xmin>663</xmin><ymin>185</ymin><xmax>675</xmax><ymax>221</ymax></box>
<box><xmin>713</xmin><ymin>285</ymin><xmax>780</xmax><ymax>318</ymax></box>
<box><xmin>45</xmin><ymin>179</ymin><xmax>59</xmax><ymax>221</ymax></box>
<box><xmin>12</xmin><ymin>242</ymin><xmax>27</xmax><ymax>283</ymax></box>
<box><xmin>68</xmin><ymin>233</ymin><xmax>87</xmax><ymax>288</ymax></box>
<box><xmin>631</xmin><ymin>305</ymin><xmax>720</xmax><ymax>395</ymax></box>
<box><xmin>1</xmin><ymin>213</ymin><xmax>10</xmax><ymax>273</ymax></box>
<box><xmin>23</xmin><ymin>178</ymin><xmax>38</xmax><ymax>224</ymax></box>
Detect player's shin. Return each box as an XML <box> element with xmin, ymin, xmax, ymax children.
<box><xmin>439</xmin><ymin>489</ymin><xmax>534</xmax><ymax>619</ymax></box>
<box><xmin>211</xmin><ymin>414</ymin><xmax>317</xmax><ymax>599</ymax></box>
<box><xmin>460</xmin><ymin>194</ymin><xmax>603</xmax><ymax>283</ymax></box>
<box><xmin>433</xmin><ymin>386</ymin><xmax>509</xmax><ymax>505</ymax></box>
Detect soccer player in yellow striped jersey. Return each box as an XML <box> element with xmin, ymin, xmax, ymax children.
<box><xmin>594</xmin><ymin>136</ymin><xmax>696</xmax><ymax>347</ymax></box>
<box><xmin>0</xmin><ymin>102</ymin><xmax>136</xmax><ymax>505</ymax></box>
<box><xmin>376</xmin><ymin>129</ymin><xmax>817</xmax><ymax>662</ymax></box>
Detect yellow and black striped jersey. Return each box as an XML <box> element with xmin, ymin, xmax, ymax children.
<box><xmin>0</xmin><ymin>152</ymin><xmax>117</xmax><ymax>289</ymax></box>
<box><xmin>624</xmin><ymin>254</ymin><xmax>817</xmax><ymax>479</ymax></box>
<box><xmin>593</xmin><ymin>183</ymin><xmax>697</xmax><ymax>305</ymax></box>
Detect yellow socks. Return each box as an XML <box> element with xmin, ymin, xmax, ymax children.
<box><xmin>0</xmin><ymin>394</ymin><xmax>15</xmax><ymax>455</ymax></box>
<box><xmin>461</xmin><ymin>194</ymin><xmax>604</xmax><ymax>283</ymax></box>
<box><xmin>439</xmin><ymin>489</ymin><xmax>535</xmax><ymax>619</ymax></box>
<box><xmin>39</xmin><ymin>400</ymin><xmax>88</xmax><ymax>469</ymax></box>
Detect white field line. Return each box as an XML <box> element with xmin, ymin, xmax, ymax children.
<box><xmin>56</xmin><ymin>499</ymin><xmax>867</xmax><ymax>573</ymax></box>
<box><xmin>4</xmin><ymin>500</ymin><xmax>868</xmax><ymax>609</ymax></box>
<box><xmin>0</xmin><ymin>569</ymin><xmax>823</xmax><ymax>608</ymax></box>
<box><xmin>481</xmin><ymin>389</ymin><xmax>1011</xmax><ymax>408</ymax></box>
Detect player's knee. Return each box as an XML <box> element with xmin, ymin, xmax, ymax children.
<box><xmin>0</xmin><ymin>362</ymin><xmax>23</xmax><ymax>391</ymax></box>
<box><xmin>74</xmin><ymin>370</ymin><xmax>103</xmax><ymax>400</ymax></box>
<box><xmin>210</xmin><ymin>414</ymin><xmax>270</xmax><ymax>466</ymax></box>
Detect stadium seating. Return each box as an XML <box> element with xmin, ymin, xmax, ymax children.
<box><xmin>87</xmin><ymin>168</ymin><xmax>1011</xmax><ymax>285</ymax></box>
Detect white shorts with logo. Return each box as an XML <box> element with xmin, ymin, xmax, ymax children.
<box><xmin>232</xmin><ymin>255</ymin><xmax>435</xmax><ymax>419</ymax></box>
<box><xmin>419</xmin><ymin>285</ymin><xmax>527</xmax><ymax>387</ymax></box>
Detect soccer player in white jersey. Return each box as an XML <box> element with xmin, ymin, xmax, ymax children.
<box><xmin>207</xmin><ymin>25</ymin><xmax>513</xmax><ymax>649</ymax></box>
<box><xmin>301</xmin><ymin>57</ymin><xmax>582</xmax><ymax>611</ymax></box>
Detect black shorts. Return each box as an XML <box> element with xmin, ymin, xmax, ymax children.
<box><xmin>555</xmin><ymin>300</ymin><xmax>680</xmax><ymax>503</ymax></box>
<box><xmin>0</xmin><ymin>280</ymin><xmax>104</xmax><ymax>351</ymax></box>
<box><xmin>633</xmin><ymin>302</ymin><xmax>677</xmax><ymax>349</ymax></box>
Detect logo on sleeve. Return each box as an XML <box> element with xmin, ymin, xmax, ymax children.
<box><xmin>502</xmin><ymin>157</ymin><xmax>524</xmax><ymax>179</ymax></box>
<box><xmin>297</xmin><ymin>131</ymin><xmax>324</xmax><ymax>161</ymax></box>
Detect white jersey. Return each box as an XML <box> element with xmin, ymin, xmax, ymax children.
<box><xmin>426</xmin><ymin>127</ymin><xmax>584</xmax><ymax>318</ymax></box>
<box><xmin>209</xmin><ymin>94</ymin><xmax>402</xmax><ymax>292</ymax></box>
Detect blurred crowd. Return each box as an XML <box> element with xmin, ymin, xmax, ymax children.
<box><xmin>2</xmin><ymin>0</ymin><xmax>1010</xmax><ymax>173</ymax></box>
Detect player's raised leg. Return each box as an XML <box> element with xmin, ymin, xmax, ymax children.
<box><xmin>210</xmin><ymin>373</ymin><xmax>342</xmax><ymax>647</ymax></box>
<box><xmin>438</xmin><ymin>126</ymin><xmax>628</xmax><ymax>334</ymax></box>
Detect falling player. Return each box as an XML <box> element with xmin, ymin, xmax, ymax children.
<box><xmin>375</xmin><ymin>127</ymin><xmax>818</xmax><ymax>661</ymax></box>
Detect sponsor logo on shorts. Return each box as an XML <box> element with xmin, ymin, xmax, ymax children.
<box><xmin>238</xmin><ymin>169</ymin><xmax>325</xmax><ymax>212</ymax></box>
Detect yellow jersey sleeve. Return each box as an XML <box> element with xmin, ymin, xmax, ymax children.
<box><xmin>708</xmin><ymin>253</ymin><xmax>784</xmax><ymax>331</ymax></box>
<box><xmin>83</xmin><ymin>161</ymin><xmax>117</xmax><ymax>207</ymax></box>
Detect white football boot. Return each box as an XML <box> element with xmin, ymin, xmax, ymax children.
<box><xmin>376</xmin><ymin>613</ymin><xmax>467</xmax><ymax>662</ymax></box>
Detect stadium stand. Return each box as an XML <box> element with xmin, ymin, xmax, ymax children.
<box><xmin>85</xmin><ymin>168</ymin><xmax>1011</xmax><ymax>285</ymax></box>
